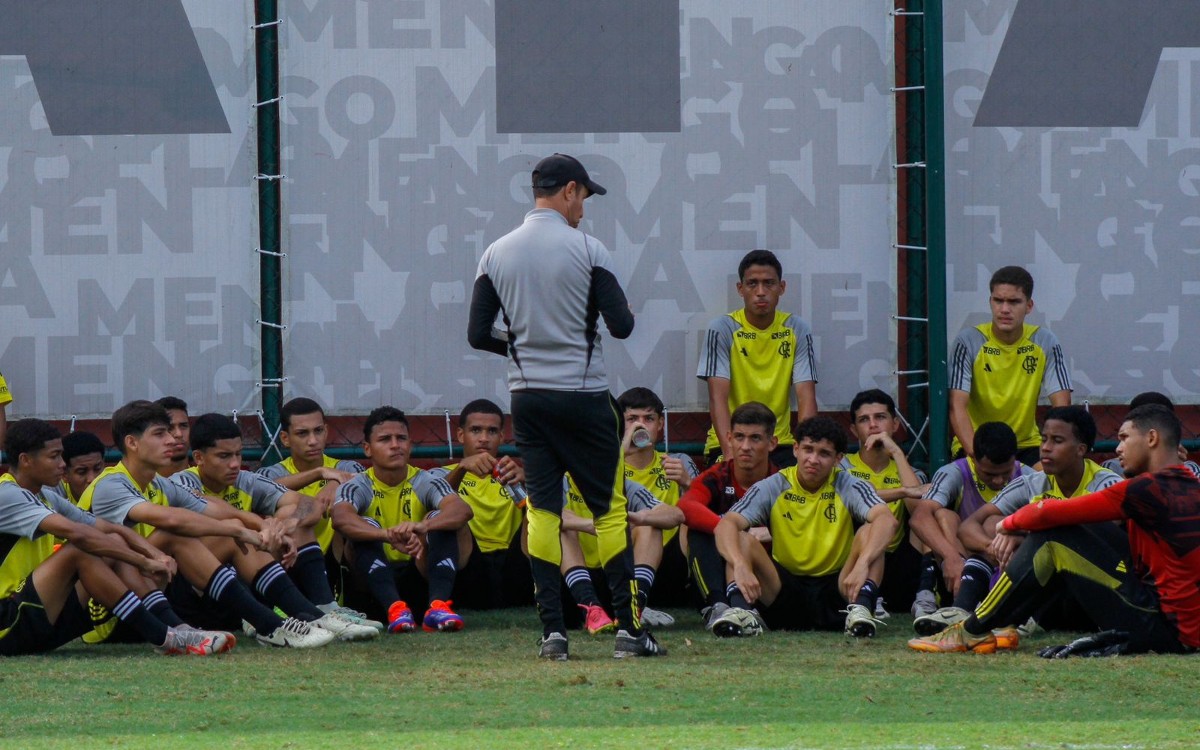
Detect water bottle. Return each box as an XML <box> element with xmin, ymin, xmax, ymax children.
<box><xmin>493</xmin><ymin>465</ymin><xmax>528</xmax><ymax>502</ymax></box>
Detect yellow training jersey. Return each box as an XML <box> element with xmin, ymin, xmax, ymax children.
<box><xmin>841</xmin><ymin>452</ymin><xmax>925</xmax><ymax>553</ymax></box>
<box><xmin>437</xmin><ymin>464</ymin><xmax>523</xmax><ymax>554</ymax></box>
<box><xmin>257</xmin><ymin>456</ymin><xmax>364</xmax><ymax>552</ymax></box>
<box><xmin>697</xmin><ymin>309</ymin><xmax>816</xmax><ymax>452</ymax></box>
<box><xmin>992</xmin><ymin>459</ymin><xmax>1122</xmax><ymax>516</ymax></box>
<box><xmin>0</xmin><ymin>371</ymin><xmax>10</xmax><ymax>407</ymax></box>
<box><xmin>950</xmin><ymin>323</ymin><xmax>1071</xmax><ymax>451</ymax></box>
<box><xmin>80</xmin><ymin>464</ymin><xmax>208</xmax><ymax>538</ymax></box>
<box><xmin>334</xmin><ymin>466</ymin><xmax>453</xmax><ymax>564</ymax></box>
<box><xmin>730</xmin><ymin>465</ymin><xmax>883</xmax><ymax>577</ymax></box>
<box><xmin>624</xmin><ymin>451</ymin><xmax>699</xmax><ymax>545</ymax></box>
<box><xmin>0</xmin><ymin>474</ymin><xmax>61</xmax><ymax>599</ymax></box>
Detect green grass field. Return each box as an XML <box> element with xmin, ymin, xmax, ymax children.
<box><xmin>6</xmin><ymin>608</ymin><xmax>1198</xmax><ymax>750</ymax></box>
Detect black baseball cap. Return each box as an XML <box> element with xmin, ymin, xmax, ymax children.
<box><xmin>531</xmin><ymin>153</ymin><xmax>607</xmax><ymax>196</ymax></box>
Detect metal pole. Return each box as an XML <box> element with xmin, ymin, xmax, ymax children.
<box><xmin>922</xmin><ymin>0</ymin><xmax>950</xmax><ymax>469</ymax></box>
<box><xmin>254</xmin><ymin>1</ymin><xmax>284</xmax><ymax>464</ymax></box>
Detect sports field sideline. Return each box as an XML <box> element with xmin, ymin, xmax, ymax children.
<box><xmin>6</xmin><ymin>608</ymin><xmax>1196</xmax><ymax>750</ymax></box>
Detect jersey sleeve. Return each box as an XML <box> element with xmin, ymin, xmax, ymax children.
<box><xmin>412</xmin><ymin>470</ymin><xmax>457</xmax><ymax>512</ymax></box>
<box><xmin>256</xmin><ymin>463</ymin><xmax>289</xmax><ymax>480</ymax></box>
<box><xmin>587</xmin><ymin>238</ymin><xmax>634</xmax><ymax>340</ymax></box>
<box><xmin>1002</xmin><ymin>479</ymin><xmax>1129</xmax><ymax>532</ymax></box>
<box><xmin>43</xmin><ymin>488</ymin><xmax>96</xmax><ymax>526</ymax></box>
<box><xmin>624</xmin><ymin>479</ymin><xmax>661</xmax><ymax>513</ymax></box>
<box><xmin>1031</xmin><ymin>328</ymin><xmax>1071</xmax><ymax>394</ymax></box>
<box><xmin>677</xmin><ymin>472</ymin><xmax>721</xmax><ymax>533</ymax></box>
<box><xmin>923</xmin><ymin>464</ymin><xmax>964</xmax><ymax>508</ymax></box>
<box><xmin>0</xmin><ymin>484</ymin><xmax>54</xmax><ymax>538</ymax></box>
<box><xmin>237</xmin><ymin>471</ymin><xmax>287</xmax><ymax>516</ymax></box>
<box><xmin>696</xmin><ymin>316</ymin><xmax>736</xmax><ymax>380</ymax></box>
<box><xmin>991</xmin><ymin>473</ymin><xmax>1042</xmax><ymax>516</ymax></box>
<box><xmin>785</xmin><ymin>315</ymin><xmax>818</xmax><ymax>383</ymax></box>
<box><xmin>729</xmin><ymin>474</ymin><xmax>790</xmax><ymax>527</ymax></box>
<box><xmin>0</xmin><ymin>371</ymin><xmax>11</xmax><ymax>407</ymax></box>
<box><xmin>336</xmin><ymin>460</ymin><xmax>366</xmax><ymax>474</ymax></box>
<box><xmin>669</xmin><ymin>453</ymin><xmax>700</xmax><ymax>481</ymax></box>
<box><xmin>832</xmin><ymin>471</ymin><xmax>885</xmax><ymax>523</ymax></box>
<box><xmin>334</xmin><ymin>474</ymin><xmax>373</xmax><ymax>515</ymax></box>
<box><xmin>89</xmin><ymin>474</ymin><xmax>149</xmax><ymax>526</ymax></box>
<box><xmin>949</xmin><ymin>328</ymin><xmax>982</xmax><ymax>392</ymax></box>
<box><xmin>1090</xmin><ymin>469</ymin><xmax>1123</xmax><ymax>492</ymax></box>
<box><xmin>158</xmin><ymin>478</ymin><xmax>209</xmax><ymax>513</ymax></box>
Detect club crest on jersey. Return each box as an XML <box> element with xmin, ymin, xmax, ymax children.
<box><xmin>777</xmin><ymin>340</ymin><xmax>792</xmax><ymax>358</ymax></box>
<box><xmin>1022</xmin><ymin>355</ymin><xmax>1038</xmax><ymax>374</ymax></box>
<box><xmin>823</xmin><ymin>504</ymin><xmax>838</xmax><ymax>523</ymax></box>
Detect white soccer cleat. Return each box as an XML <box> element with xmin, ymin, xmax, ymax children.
<box><xmin>843</xmin><ymin>603</ymin><xmax>886</xmax><ymax>638</ymax></box>
<box><xmin>317</xmin><ymin>602</ymin><xmax>385</xmax><ymax>633</ymax></box>
<box><xmin>710</xmin><ymin>606</ymin><xmax>766</xmax><ymax>638</ymax></box>
<box><xmin>157</xmin><ymin>626</ymin><xmax>235</xmax><ymax>656</ymax></box>
<box><xmin>640</xmin><ymin>606</ymin><xmax>676</xmax><ymax>628</ymax></box>
<box><xmin>911</xmin><ymin>589</ymin><xmax>938</xmax><ymax>619</ymax></box>
<box><xmin>912</xmin><ymin>606</ymin><xmax>970</xmax><ymax>636</ymax></box>
<box><xmin>255</xmin><ymin>616</ymin><xmax>336</xmax><ymax>648</ymax></box>
<box><xmin>312</xmin><ymin>612</ymin><xmax>379</xmax><ymax>641</ymax></box>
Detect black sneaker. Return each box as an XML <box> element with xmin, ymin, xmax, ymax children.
<box><xmin>538</xmin><ymin>632</ymin><xmax>569</xmax><ymax>661</ymax></box>
<box><xmin>613</xmin><ymin>629</ymin><xmax>667</xmax><ymax>658</ymax></box>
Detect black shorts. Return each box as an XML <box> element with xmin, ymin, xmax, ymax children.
<box><xmin>760</xmin><ymin>563</ymin><xmax>844</xmax><ymax>631</ymax></box>
<box><xmin>0</xmin><ymin>578</ymin><xmax>92</xmax><ymax>656</ymax></box>
<box><xmin>454</xmin><ymin>531</ymin><xmax>534</xmax><ymax>610</ymax></box>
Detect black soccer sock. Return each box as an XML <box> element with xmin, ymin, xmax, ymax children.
<box><xmin>686</xmin><ymin>532</ymin><xmax>728</xmax><ymax>607</ymax></box>
<box><xmin>601</xmin><ymin>542</ymin><xmax>641</xmax><ymax>636</ymax></box>
<box><xmin>289</xmin><ymin>543</ymin><xmax>336</xmax><ymax>606</ymax></box>
<box><xmin>141</xmin><ymin>590</ymin><xmax>184</xmax><ymax>627</ymax></box>
<box><xmin>564</xmin><ymin>566</ymin><xmax>601</xmax><ymax>607</ymax></box>
<box><xmin>952</xmin><ymin>556</ymin><xmax>995</xmax><ymax>611</ymax></box>
<box><xmin>727</xmin><ymin>582</ymin><xmax>751</xmax><ymax>610</ymax></box>
<box><xmin>353</xmin><ymin>542</ymin><xmax>402</xmax><ymax>608</ymax></box>
<box><xmin>111</xmin><ymin>591</ymin><xmax>170</xmax><ymax>646</ymax></box>
<box><xmin>425</xmin><ymin>529</ymin><xmax>458</xmax><ymax>604</ymax></box>
<box><xmin>253</xmin><ymin>562</ymin><xmax>322</xmax><ymax>621</ymax></box>
<box><xmin>854</xmin><ymin>579</ymin><xmax>879</xmax><ymax>609</ymax></box>
<box><xmin>634</xmin><ymin>564</ymin><xmax>656</xmax><ymax>609</ymax></box>
<box><xmin>206</xmin><ymin>565</ymin><xmax>283</xmax><ymax>636</ymax></box>
<box><xmin>531</xmin><ymin>557</ymin><xmax>565</xmax><ymax>637</ymax></box>
<box><xmin>917</xmin><ymin>552</ymin><xmax>938</xmax><ymax>592</ymax></box>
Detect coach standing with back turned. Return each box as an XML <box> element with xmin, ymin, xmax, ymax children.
<box><xmin>467</xmin><ymin>154</ymin><xmax>665</xmax><ymax>660</ymax></box>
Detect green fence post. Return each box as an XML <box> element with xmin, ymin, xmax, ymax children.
<box><xmin>923</xmin><ymin>0</ymin><xmax>950</xmax><ymax>468</ymax></box>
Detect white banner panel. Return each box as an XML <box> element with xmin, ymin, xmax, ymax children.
<box><xmin>944</xmin><ymin>0</ymin><xmax>1200</xmax><ymax>402</ymax></box>
<box><xmin>280</xmin><ymin>1</ymin><xmax>897</xmax><ymax>414</ymax></box>
<box><xmin>0</xmin><ymin>1</ymin><xmax>261</xmax><ymax>418</ymax></box>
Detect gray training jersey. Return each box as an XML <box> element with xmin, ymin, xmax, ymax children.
<box><xmin>170</xmin><ymin>469</ymin><xmax>287</xmax><ymax>517</ymax></box>
<box><xmin>468</xmin><ymin>208</ymin><xmax>634</xmax><ymax>391</ymax></box>
<box><xmin>86</xmin><ymin>469</ymin><xmax>208</xmax><ymax>528</ymax></box>
<box><xmin>991</xmin><ymin>462</ymin><xmax>1123</xmax><ymax>516</ymax></box>
<box><xmin>0</xmin><ymin>481</ymin><xmax>95</xmax><ymax>540</ymax></box>
<box><xmin>563</xmin><ymin>476</ymin><xmax>660</xmax><ymax>515</ymax></box>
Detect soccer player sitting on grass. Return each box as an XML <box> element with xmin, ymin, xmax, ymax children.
<box><xmin>559</xmin><ymin>474</ymin><xmax>685</xmax><ymax>635</ymax></box>
<box><xmin>907</xmin><ymin>422</ymin><xmax>1032</xmax><ymax>633</ymax></box>
<box><xmin>81</xmin><ymin>400</ymin><xmax>337</xmax><ymax>649</ymax></box>
<box><xmin>678</xmin><ymin>402</ymin><xmax>780</xmax><ymax>632</ymax></box>
<box><xmin>713</xmin><ymin>416</ymin><xmax>897</xmax><ymax>638</ymax></box>
<box><xmin>909</xmin><ymin>404</ymin><xmax>1199</xmax><ymax>656</ymax></box>
<box><xmin>947</xmin><ymin>407</ymin><xmax>1121</xmax><ymax>636</ymax></box>
<box><xmin>1099</xmin><ymin>392</ymin><xmax>1199</xmax><ymax>478</ymax></box>
<box><xmin>257</xmin><ymin>397</ymin><xmax>364</xmax><ymax>555</ymax></box>
<box><xmin>331</xmin><ymin>406</ymin><xmax>473</xmax><ymax>633</ymax></box>
<box><xmin>171</xmin><ymin>413</ymin><xmax>380</xmax><ymax>637</ymax></box>
<box><xmin>616</xmin><ymin>387</ymin><xmax>698</xmax><ymax>627</ymax></box>
<box><xmin>58</xmin><ymin>430</ymin><xmax>107</xmax><ymax>504</ymax></box>
<box><xmin>1</xmin><ymin>418</ymin><xmax>232</xmax><ymax>656</ymax></box>
<box><xmin>840</xmin><ymin>389</ymin><xmax>928</xmax><ymax>618</ymax></box>
<box><xmin>428</xmin><ymin>399</ymin><xmax>532</xmax><ymax>610</ymax></box>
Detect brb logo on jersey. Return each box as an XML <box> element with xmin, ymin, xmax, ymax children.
<box><xmin>0</xmin><ymin>1</ymin><xmax>229</xmax><ymax>136</ymax></box>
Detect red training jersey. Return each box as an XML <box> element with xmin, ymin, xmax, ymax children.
<box><xmin>1002</xmin><ymin>465</ymin><xmax>1200</xmax><ymax>648</ymax></box>
<box><xmin>677</xmin><ymin>461</ymin><xmax>778</xmax><ymax>534</ymax></box>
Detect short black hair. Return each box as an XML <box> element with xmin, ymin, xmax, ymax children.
<box><xmin>4</xmin><ymin>418</ymin><xmax>61</xmax><ymax>464</ymax></box>
<box><xmin>988</xmin><ymin>266</ymin><xmax>1034</xmax><ymax>298</ymax></box>
<box><xmin>730</xmin><ymin>402</ymin><xmax>776</xmax><ymax>434</ymax></box>
<box><xmin>1043</xmin><ymin>406</ymin><xmax>1097</xmax><ymax>452</ymax></box>
<box><xmin>112</xmin><ymin>401</ymin><xmax>171</xmax><ymax>456</ymax></box>
<box><xmin>1124</xmin><ymin>404</ymin><xmax>1181</xmax><ymax>450</ymax></box>
<box><xmin>973</xmin><ymin>422</ymin><xmax>1018</xmax><ymax>465</ymax></box>
<box><xmin>532</xmin><ymin>184</ymin><xmax>565</xmax><ymax>200</ymax></box>
<box><xmin>280</xmin><ymin>397</ymin><xmax>325</xmax><ymax>431</ymax></box>
<box><xmin>363</xmin><ymin>406</ymin><xmax>408</xmax><ymax>442</ymax></box>
<box><xmin>62</xmin><ymin>431</ymin><xmax>106</xmax><ymax>463</ymax></box>
<box><xmin>155</xmin><ymin>396</ymin><xmax>189</xmax><ymax>414</ymax></box>
<box><xmin>1129</xmin><ymin>391</ymin><xmax>1174</xmax><ymax>411</ymax></box>
<box><xmin>459</xmin><ymin>399</ymin><xmax>504</xmax><ymax>428</ymax></box>
<box><xmin>793</xmin><ymin>416</ymin><xmax>847</xmax><ymax>455</ymax></box>
<box><xmin>849</xmin><ymin>389</ymin><xmax>896</xmax><ymax>420</ymax></box>
<box><xmin>190</xmin><ymin>413</ymin><xmax>243</xmax><ymax>452</ymax></box>
<box><xmin>738</xmin><ymin>249</ymin><xmax>782</xmax><ymax>281</ymax></box>
<box><xmin>616</xmin><ymin>387</ymin><xmax>664</xmax><ymax>416</ymax></box>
